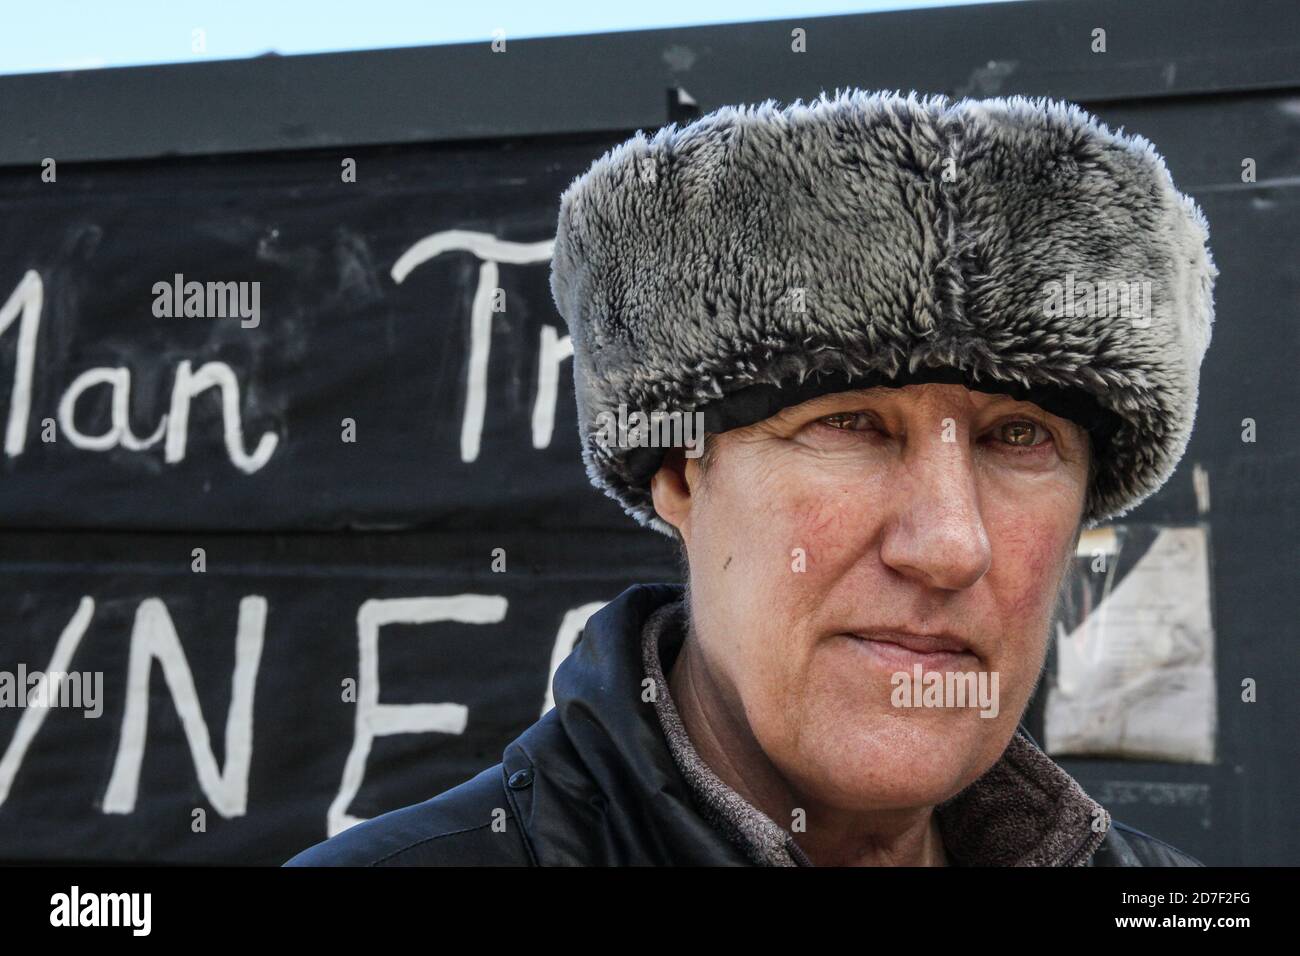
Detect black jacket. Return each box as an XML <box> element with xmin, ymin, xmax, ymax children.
<box><xmin>284</xmin><ymin>583</ymin><xmax>1203</xmax><ymax>867</ymax></box>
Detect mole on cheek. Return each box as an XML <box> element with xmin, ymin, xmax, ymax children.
<box><xmin>722</xmin><ymin>555</ymin><xmax>733</xmax><ymax>570</ymax></box>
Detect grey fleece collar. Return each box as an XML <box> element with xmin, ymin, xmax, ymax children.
<box><xmin>641</xmin><ymin>597</ymin><xmax>1112</xmax><ymax>866</ymax></box>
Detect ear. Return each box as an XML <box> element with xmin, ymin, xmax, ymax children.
<box><xmin>650</xmin><ymin>447</ymin><xmax>694</xmax><ymax>542</ymax></box>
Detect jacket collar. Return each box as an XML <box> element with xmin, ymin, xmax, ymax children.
<box><xmin>514</xmin><ymin>582</ymin><xmax>1110</xmax><ymax>866</ymax></box>
<box><xmin>641</xmin><ymin>598</ymin><xmax>813</xmax><ymax>865</ymax></box>
<box><xmin>507</xmin><ymin>582</ymin><xmax>753</xmax><ymax>864</ymax></box>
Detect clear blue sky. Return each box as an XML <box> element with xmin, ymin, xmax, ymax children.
<box><xmin>0</xmin><ymin>0</ymin><xmax>1017</xmax><ymax>75</ymax></box>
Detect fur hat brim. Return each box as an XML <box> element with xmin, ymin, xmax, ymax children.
<box><xmin>549</xmin><ymin>88</ymin><xmax>1218</xmax><ymax>534</ymax></box>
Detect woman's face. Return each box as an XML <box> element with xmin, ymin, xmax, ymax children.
<box><xmin>652</xmin><ymin>382</ymin><xmax>1091</xmax><ymax>814</ymax></box>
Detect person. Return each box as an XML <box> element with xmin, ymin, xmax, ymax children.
<box><xmin>285</xmin><ymin>88</ymin><xmax>1217</xmax><ymax>866</ymax></box>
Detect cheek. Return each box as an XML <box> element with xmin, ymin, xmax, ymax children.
<box><xmin>982</xmin><ymin>505</ymin><xmax>1076</xmax><ymax>691</ymax></box>
<box><xmin>701</xmin><ymin>449</ymin><xmax>860</xmax><ymax>579</ymax></box>
<box><xmin>997</xmin><ymin>542</ymin><xmax>1060</xmax><ymax>624</ymax></box>
<box><xmin>756</xmin><ymin>463</ymin><xmax>887</xmax><ymax>578</ymax></box>
<box><xmin>697</xmin><ymin>458</ymin><xmax>893</xmax><ymax>745</ymax></box>
<box><xmin>690</xmin><ymin>457</ymin><xmax>868</xmax><ymax>704</ymax></box>
<box><xmin>686</xmin><ymin>459</ymin><xmax>800</xmax><ymax>673</ymax></box>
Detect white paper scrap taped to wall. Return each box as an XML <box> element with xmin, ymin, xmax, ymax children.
<box><xmin>1046</xmin><ymin>524</ymin><xmax>1217</xmax><ymax>763</ymax></box>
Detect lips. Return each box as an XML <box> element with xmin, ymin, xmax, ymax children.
<box><xmin>852</xmin><ymin>630</ymin><xmax>974</xmax><ymax>655</ymax></box>
<box><xmin>844</xmin><ymin>629</ymin><xmax>981</xmax><ymax>670</ymax></box>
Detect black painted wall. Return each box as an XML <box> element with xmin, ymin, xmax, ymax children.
<box><xmin>0</xmin><ymin>0</ymin><xmax>1296</xmax><ymax>864</ymax></box>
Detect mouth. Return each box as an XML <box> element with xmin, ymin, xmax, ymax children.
<box><xmin>843</xmin><ymin>630</ymin><xmax>982</xmax><ymax>671</ymax></box>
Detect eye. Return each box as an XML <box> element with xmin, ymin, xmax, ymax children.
<box><xmin>818</xmin><ymin>411</ymin><xmax>878</xmax><ymax>432</ymax></box>
<box><xmin>993</xmin><ymin>419</ymin><xmax>1051</xmax><ymax>448</ymax></box>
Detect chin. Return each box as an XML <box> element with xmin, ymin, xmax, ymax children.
<box><xmin>791</xmin><ymin>714</ymin><xmax>1003</xmax><ymax>812</ymax></box>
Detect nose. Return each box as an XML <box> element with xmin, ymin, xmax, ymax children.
<box><xmin>878</xmin><ymin>438</ymin><xmax>992</xmax><ymax>591</ymax></box>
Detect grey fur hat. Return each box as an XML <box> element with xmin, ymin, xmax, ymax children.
<box><xmin>548</xmin><ymin>88</ymin><xmax>1218</xmax><ymax>535</ymax></box>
